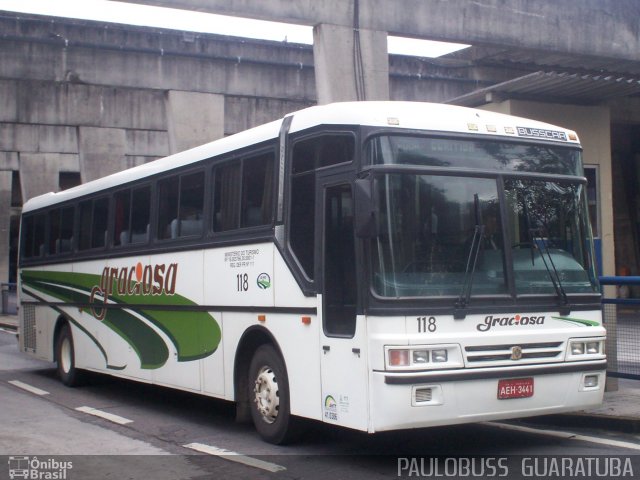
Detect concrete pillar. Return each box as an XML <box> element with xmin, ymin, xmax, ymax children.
<box><xmin>0</xmin><ymin>171</ymin><xmax>11</xmax><ymax>283</ymax></box>
<box><xmin>166</xmin><ymin>91</ymin><xmax>224</xmax><ymax>153</ymax></box>
<box><xmin>78</xmin><ymin>127</ymin><xmax>127</xmax><ymax>183</ymax></box>
<box><xmin>19</xmin><ymin>153</ymin><xmax>79</xmax><ymax>201</ymax></box>
<box><xmin>313</xmin><ymin>23</ymin><xmax>389</xmax><ymax>104</ymax></box>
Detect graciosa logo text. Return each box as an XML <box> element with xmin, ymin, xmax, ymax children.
<box><xmin>90</xmin><ymin>262</ymin><xmax>178</xmax><ymax>320</ymax></box>
<box><xmin>477</xmin><ymin>314</ymin><xmax>545</xmax><ymax>332</ymax></box>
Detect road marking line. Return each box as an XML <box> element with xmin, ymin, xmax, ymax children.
<box><xmin>8</xmin><ymin>380</ymin><xmax>49</xmax><ymax>396</ymax></box>
<box><xmin>487</xmin><ymin>421</ymin><xmax>640</xmax><ymax>451</ymax></box>
<box><xmin>183</xmin><ymin>442</ymin><xmax>287</xmax><ymax>473</ymax></box>
<box><xmin>75</xmin><ymin>406</ymin><xmax>133</xmax><ymax>425</ymax></box>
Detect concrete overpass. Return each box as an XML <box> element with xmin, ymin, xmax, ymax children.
<box><xmin>1</xmin><ymin>1</ymin><xmax>640</xmax><ymax>298</ymax></box>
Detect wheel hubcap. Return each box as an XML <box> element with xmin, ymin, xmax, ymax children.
<box><xmin>60</xmin><ymin>337</ymin><xmax>72</xmax><ymax>374</ymax></box>
<box><xmin>253</xmin><ymin>365</ymin><xmax>279</xmax><ymax>424</ymax></box>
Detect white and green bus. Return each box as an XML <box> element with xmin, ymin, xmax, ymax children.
<box><xmin>18</xmin><ymin>102</ymin><xmax>606</xmax><ymax>444</ymax></box>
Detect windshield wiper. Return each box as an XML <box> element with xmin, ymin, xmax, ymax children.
<box><xmin>454</xmin><ymin>194</ymin><xmax>484</xmax><ymax>320</ymax></box>
<box><xmin>528</xmin><ymin>228</ymin><xmax>571</xmax><ymax>315</ymax></box>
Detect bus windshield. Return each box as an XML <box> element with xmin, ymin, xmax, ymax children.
<box><xmin>368</xmin><ymin>138</ymin><xmax>598</xmax><ymax>300</ymax></box>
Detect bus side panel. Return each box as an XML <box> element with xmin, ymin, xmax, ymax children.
<box><xmin>272</xmin><ymin>249</ymin><xmax>321</xmax><ymax>420</ymax></box>
<box><xmin>20</xmin><ymin>264</ymin><xmax>73</xmax><ymax>363</ymax></box>
<box><xmin>148</xmin><ymin>250</ymin><xmax>204</xmax><ymax>392</ymax></box>
<box><xmin>202</xmin><ymin>310</ymin><xmax>224</xmax><ymax>396</ymax></box>
<box><xmin>217</xmin><ymin>247</ymin><xmax>322</xmax><ymax>421</ymax></box>
<box><xmin>204</xmin><ymin>243</ymin><xmax>276</xmax><ymax>308</ymax></box>
<box><xmin>204</xmin><ymin>243</ymin><xmax>277</xmax><ymax>399</ymax></box>
<box><xmin>220</xmin><ymin>310</ymin><xmax>321</xmax><ymax>419</ymax></box>
<box><xmin>70</xmin><ymin>259</ymin><xmax>152</xmax><ymax>381</ymax></box>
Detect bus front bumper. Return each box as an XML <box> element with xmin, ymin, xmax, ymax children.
<box><xmin>369</xmin><ymin>360</ymin><xmax>606</xmax><ymax>433</ymax></box>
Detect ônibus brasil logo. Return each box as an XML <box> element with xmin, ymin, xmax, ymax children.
<box><xmin>89</xmin><ymin>262</ymin><xmax>178</xmax><ymax>320</ymax></box>
<box><xmin>476</xmin><ymin>314</ymin><xmax>545</xmax><ymax>332</ymax></box>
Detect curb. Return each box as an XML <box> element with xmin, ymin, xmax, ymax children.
<box><xmin>520</xmin><ymin>412</ymin><xmax>640</xmax><ymax>434</ymax></box>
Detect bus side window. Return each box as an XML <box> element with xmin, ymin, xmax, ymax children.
<box><xmin>213</xmin><ymin>162</ymin><xmax>241</xmax><ymax>232</ymax></box>
<box><xmin>47</xmin><ymin>205</ymin><xmax>75</xmax><ymax>255</ymax></box>
<box><xmin>157</xmin><ymin>172</ymin><xmax>204</xmax><ymax>240</ymax></box>
<box><xmin>113</xmin><ymin>189</ymin><xmax>131</xmax><ymax>246</ymax></box>
<box><xmin>130</xmin><ymin>186</ymin><xmax>151</xmax><ymax>244</ymax></box>
<box><xmin>78</xmin><ymin>198</ymin><xmax>107</xmax><ymax>251</ymax></box>
<box><xmin>20</xmin><ymin>213</ymin><xmax>46</xmax><ymax>258</ymax></box>
<box><xmin>48</xmin><ymin>209</ymin><xmax>59</xmax><ymax>255</ymax></box>
<box><xmin>177</xmin><ymin>172</ymin><xmax>204</xmax><ymax>237</ymax></box>
<box><xmin>241</xmin><ymin>152</ymin><xmax>275</xmax><ymax>228</ymax></box>
<box><xmin>60</xmin><ymin>206</ymin><xmax>75</xmax><ymax>253</ymax></box>
<box><xmin>21</xmin><ymin>216</ymin><xmax>35</xmax><ymax>259</ymax></box>
<box><xmin>78</xmin><ymin>200</ymin><xmax>92</xmax><ymax>250</ymax></box>
<box><xmin>34</xmin><ymin>215</ymin><xmax>46</xmax><ymax>257</ymax></box>
<box><xmin>157</xmin><ymin>176</ymin><xmax>179</xmax><ymax>240</ymax></box>
<box><xmin>289</xmin><ymin>133</ymin><xmax>355</xmax><ymax>281</ymax></box>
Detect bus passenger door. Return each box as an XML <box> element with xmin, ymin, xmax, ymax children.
<box><xmin>318</xmin><ymin>180</ymin><xmax>369</xmax><ymax>431</ymax></box>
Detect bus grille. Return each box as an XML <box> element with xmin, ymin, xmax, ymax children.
<box><xmin>464</xmin><ymin>342</ymin><xmax>563</xmax><ymax>366</ymax></box>
<box><xmin>414</xmin><ymin>387</ymin><xmax>433</xmax><ymax>403</ymax></box>
<box><xmin>23</xmin><ymin>305</ymin><xmax>36</xmax><ymax>351</ymax></box>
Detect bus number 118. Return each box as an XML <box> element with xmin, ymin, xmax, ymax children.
<box><xmin>417</xmin><ymin>316</ymin><xmax>437</xmax><ymax>333</ymax></box>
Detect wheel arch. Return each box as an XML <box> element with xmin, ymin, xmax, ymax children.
<box><xmin>52</xmin><ymin>314</ymin><xmax>71</xmax><ymax>360</ymax></box>
<box><xmin>233</xmin><ymin>325</ymin><xmax>286</xmax><ymax>422</ymax></box>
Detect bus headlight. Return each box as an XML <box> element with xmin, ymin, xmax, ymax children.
<box><xmin>431</xmin><ymin>349</ymin><xmax>448</xmax><ymax>363</ymax></box>
<box><xmin>412</xmin><ymin>350</ymin><xmax>429</xmax><ymax>364</ymax></box>
<box><xmin>385</xmin><ymin>345</ymin><xmax>462</xmax><ymax>370</ymax></box>
<box><xmin>566</xmin><ymin>338</ymin><xmax>605</xmax><ymax>361</ymax></box>
<box><xmin>586</xmin><ymin>341</ymin><xmax>600</xmax><ymax>354</ymax></box>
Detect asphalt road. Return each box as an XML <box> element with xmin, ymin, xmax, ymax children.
<box><xmin>1</xmin><ymin>329</ymin><xmax>640</xmax><ymax>480</ymax></box>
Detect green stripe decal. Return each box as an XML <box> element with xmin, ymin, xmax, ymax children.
<box><xmin>21</xmin><ymin>269</ymin><xmax>222</xmax><ymax>367</ymax></box>
<box><xmin>552</xmin><ymin>316</ymin><xmax>600</xmax><ymax>327</ymax></box>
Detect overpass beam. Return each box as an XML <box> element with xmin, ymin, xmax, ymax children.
<box><xmin>313</xmin><ymin>23</ymin><xmax>389</xmax><ymax>104</ymax></box>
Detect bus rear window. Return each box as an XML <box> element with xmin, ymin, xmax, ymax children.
<box><xmin>21</xmin><ymin>214</ymin><xmax>46</xmax><ymax>259</ymax></box>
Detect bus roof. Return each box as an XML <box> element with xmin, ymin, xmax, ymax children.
<box><xmin>22</xmin><ymin>101</ymin><xmax>580</xmax><ymax>213</ymax></box>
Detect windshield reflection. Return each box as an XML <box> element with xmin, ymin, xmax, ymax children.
<box><xmin>371</xmin><ymin>174</ymin><xmax>598</xmax><ymax>299</ymax></box>
<box><xmin>372</xmin><ymin>174</ymin><xmax>507</xmax><ymax>298</ymax></box>
<box><xmin>505</xmin><ymin>178</ymin><xmax>598</xmax><ymax>295</ymax></box>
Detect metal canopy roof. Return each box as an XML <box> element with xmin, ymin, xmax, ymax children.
<box><xmin>447</xmin><ymin>71</ymin><xmax>640</xmax><ymax>107</ymax></box>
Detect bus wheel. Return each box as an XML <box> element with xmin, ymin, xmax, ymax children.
<box><xmin>56</xmin><ymin>323</ymin><xmax>82</xmax><ymax>387</ymax></box>
<box><xmin>248</xmin><ymin>344</ymin><xmax>297</xmax><ymax>444</ymax></box>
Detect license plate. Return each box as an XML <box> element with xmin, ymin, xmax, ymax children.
<box><xmin>497</xmin><ymin>377</ymin><xmax>534</xmax><ymax>399</ymax></box>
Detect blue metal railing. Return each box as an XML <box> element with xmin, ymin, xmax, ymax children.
<box><xmin>599</xmin><ymin>276</ymin><xmax>640</xmax><ymax>380</ymax></box>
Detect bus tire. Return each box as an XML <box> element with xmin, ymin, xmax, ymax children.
<box><xmin>248</xmin><ymin>344</ymin><xmax>297</xmax><ymax>444</ymax></box>
<box><xmin>55</xmin><ymin>323</ymin><xmax>83</xmax><ymax>387</ymax></box>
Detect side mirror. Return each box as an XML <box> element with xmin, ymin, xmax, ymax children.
<box><xmin>354</xmin><ymin>177</ymin><xmax>378</xmax><ymax>238</ymax></box>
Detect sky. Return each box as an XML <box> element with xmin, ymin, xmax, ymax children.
<box><xmin>0</xmin><ymin>0</ymin><xmax>469</xmax><ymax>57</ymax></box>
